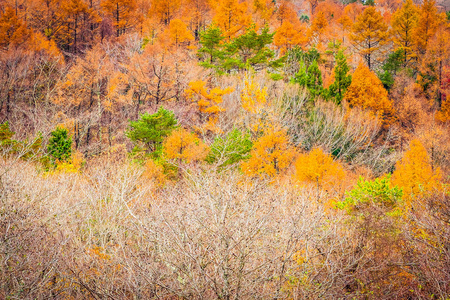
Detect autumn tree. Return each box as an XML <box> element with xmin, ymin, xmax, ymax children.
<box><xmin>241</xmin><ymin>126</ymin><xmax>296</xmax><ymax>178</ymax></box>
<box><xmin>344</xmin><ymin>63</ymin><xmax>394</xmax><ymax>124</ymax></box>
<box><xmin>273</xmin><ymin>21</ymin><xmax>307</xmax><ymax>54</ymax></box>
<box><xmin>294</xmin><ymin>147</ymin><xmax>345</xmax><ymax>189</ymax></box>
<box><xmin>101</xmin><ymin>0</ymin><xmax>137</xmax><ymax>37</ymax></box>
<box><xmin>164</xmin><ymin>19</ymin><xmax>194</xmax><ymax>48</ymax></box>
<box><xmin>350</xmin><ymin>6</ymin><xmax>389</xmax><ymax>70</ymax></box>
<box><xmin>392</xmin><ymin>139</ymin><xmax>441</xmax><ymax>208</ymax></box>
<box><xmin>328</xmin><ymin>50</ymin><xmax>351</xmax><ymax>105</ymax></box>
<box><xmin>163</xmin><ymin>127</ymin><xmax>209</xmax><ymax>163</ymax></box>
<box><xmin>212</xmin><ymin>0</ymin><xmax>251</xmax><ymax>40</ymax></box>
<box><xmin>0</xmin><ymin>5</ymin><xmax>32</xmax><ymax>50</ymax></box>
<box><xmin>150</xmin><ymin>0</ymin><xmax>181</xmax><ymax>25</ymax></box>
<box><xmin>391</xmin><ymin>0</ymin><xmax>419</xmax><ymax>67</ymax></box>
<box><xmin>185</xmin><ymin>80</ymin><xmax>233</xmax><ymax>133</ymax></box>
<box><xmin>413</xmin><ymin>0</ymin><xmax>445</xmax><ymax>55</ymax></box>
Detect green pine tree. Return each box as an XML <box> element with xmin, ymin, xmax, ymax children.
<box><xmin>198</xmin><ymin>25</ymin><xmax>225</xmax><ymax>70</ymax></box>
<box><xmin>47</xmin><ymin>127</ymin><xmax>72</xmax><ymax>164</ymax></box>
<box><xmin>328</xmin><ymin>50</ymin><xmax>352</xmax><ymax>104</ymax></box>
<box><xmin>126</xmin><ymin>106</ymin><xmax>178</xmax><ymax>157</ymax></box>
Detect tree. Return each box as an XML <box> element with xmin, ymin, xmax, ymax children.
<box><xmin>350</xmin><ymin>6</ymin><xmax>389</xmax><ymax>70</ymax></box>
<box><xmin>292</xmin><ymin>60</ymin><xmax>323</xmax><ymax>99</ymax></box>
<box><xmin>413</xmin><ymin>0</ymin><xmax>445</xmax><ymax>55</ymax></box>
<box><xmin>126</xmin><ymin>107</ymin><xmax>178</xmax><ymax>156</ymax></box>
<box><xmin>392</xmin><ymin>139</ymin><xmax>441</xmax><ymax>208</ymax></box>
<box><xmin>224</xmin><ymin>25</ymin><xmax>276</xmax><ymax>71</ymax></box>
<box><xmin>328</xmin><ymin>50</ymin><xmax>351</xmax><ymax>105</ymax></box>
<box><xmin>378</xmin><ymin>49</ymin><xmax>405</xmax><ymax>90</ymax></box>
<box><xmin>294</xmin><ymin>147</ymin><xmax>345</xmax><ymax>189</ymax></box>
<box><xmin>163</xmin><ymin>19</ymin><xmax>194</xmax><ymax>48</ymax></box>
<box><xmin>101</xmin><ymin>0</ymin><xmax>137</xmax><ymax>37</ymax></box>
<box><xmin>47</xmin><ymin>126</ymin><xmax>72</xmax><ymax>164</ymax></box>
<box><xmin>198</xmin><ymin>25</ymin><xmax>225</xmax><ymax>68</ymax></box>
<box><xmin>185</xmin><ymin>80</ymin><xmax>233</xmax><ymax>133</ymax></box>
<box><xmin>391</xmin><ymin>0</ymin><xmax>419</xmax><ymax>67</ymax></box>
<box><xmin>344</xmin><ymin>63</ymin><xmax>395</xmax><ymax>125</ymax></box>
<box><xmin>0</xmin><ymin>5</ymin><xmax>32</xmax><ymax>50</ymax></box>
<box><xmin>273</xmin><ymin>21</ymin><xmax>307</xmax><ymax>54</ymax></box>
<box><xmin>212</xmin><ymin>0</ymin><xmax>251</xmax><ymax>40</ymax></box>
<box><xmin>241</xmin><ymin>127</ymin><xmax>296</xmax><ymax>178</ymax></box>
<box><xmin>163</xmin><ymin>128</ymin><xmax>209</xmax><ymax>163</ymax></box>
<box><xmin>206</xmin><ymin>128</ymin><xmax>253</xmax><ymax>169</ymax></box>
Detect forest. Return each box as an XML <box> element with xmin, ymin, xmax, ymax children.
<box><xmin>0</xmin><ymin>0</ymin><xmax>450</xmax><ymax>298</ymax></box>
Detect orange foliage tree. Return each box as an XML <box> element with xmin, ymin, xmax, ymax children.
<box><xmin>241</xmin><ymin>127</ymin><xmax>296</xmax><ymax>178</ymax></box>
<box><xmin>391</xmin><ymin>0</ymin><xmax>419</xmax><ymax>67</ymax></box>
<box><xmin>273</xmin><ymin>21</ymin><xmax>307</xmax><ymax>53</ymax></box>
<box><xmin>185</xmin><ymin>80</ymin><xmax>233</xmax><ymax>133</ymax></box>
<box><xmin>212</xmin><ymin>0</ymin><xmax>251</xmax><ymax>40</ymax></box>
<box><xmin>164</xmin><ymin>19</ymin><xmax>194</xmax><ymax>48</ymax></box>
<box><xmin>163</xmin><ymin>128</ymin><xmax>209</xmax><ymax>163</ymax></box>
<box><xmin>101</xmin><ymin>0</ymin><xmax>138</xmax><ymax>37</ymax></box>
<box><xmin>294</xmin><ymin>147</ymin><xmax>345</xmax><ymax>189</ymax></box>
<box><xmin>344</xmin><ymin>64</ymin><xmax>395</xmax><ymax>125</ymax></box>
<box><xmin>413</xmin><ymin>0</ymin><xmax>445</xmax><ymax>55</ymax></box>
<box><xmin>0</xmin><ymin>5</ymin><xmax>32</xmax><ymax>50</ymax></box>
<box><xmin>350</xmin><ymin>6</ymin><xmax>389</xmax><ymax>70</ymax></box>
<box><xmin>392</xmin><ymin>139</ymin><xmax>441</xmax><ymax>208</ymax></box>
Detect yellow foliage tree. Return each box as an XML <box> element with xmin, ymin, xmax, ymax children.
<box><xmin>241</xmin><ymin>127</ymin><xmax>296</xmax><ymax>178</ymax></box>
<box><xmin>344</xmin><ymin>63</ymin><xmax>395</xmax><ymax>125</ymax></box>
<box><xmin>143</xmin><ymin>159</ymin><xmax>166</xmax><ymax>187</ymax></box>
<box><xmin>163</xmin><ymin>128</ymin><xmax>209</xmax><ymax>163</ymax></box>
<box><xmin>241</xmin><ymin>76</ymin><xmax>268</xmax><ymax>114</ymax></box>
<box><xmin>294</xmin><ymin>147</ymin><xmax>345</xmax><ymax>189</ymax></box>
<box><xmin>392</xmin><ymin>139</ymin><xmax>441</xmax><ymax>207</ymax></box>
<box><xmin>413</xmin><ymin>0</ymin><xmax>446</xmax><ymax>55</ymax></box>
<box><xmin>185</xmin><ymin>80</ymin><xmax>233</xmax><ymax>133</ymax></box>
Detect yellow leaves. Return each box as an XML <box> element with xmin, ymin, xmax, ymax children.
<box><xmin>344</xmin><ymin>63</ymin><xmax>395</xmax><ymax>125</ymax></box>
<box><xmin>163</xmin><ymin>128</ymin><xmax>209</xmax><ymax>163</ymax></box>
<box><xmin>294</xmin><ymin>148</ymin><xmax>345</xmax><ymax>189</ymax></box>
<box><xmin>241</xmin><ymin>126</ymin><xmax>296</xmax><ymax>178</ymax></box>
<box><xmin>213</xmin><ymin>0</ymin><xmax>251</xmax><ymax>39</ymax></box>
<box><xmin>49</xmin><ymin>151</ymin><xmax>84</xmax><ymax>175</ymax></box>
<box><xmin>392</xmin><ymin>139</ymin><xmax>442</xmax><ymax>207</ymax></box>
<box><xmin>241</xmin><ymin>76</ymin><xmax>267</xmax><ymax>114</ymax></box>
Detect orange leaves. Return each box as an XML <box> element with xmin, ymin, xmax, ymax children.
<box><xmin>392</xmin><ymin>139</ymin><xmax>441</xmax><ymax>207</ymax></box>
<box><xmin>185</xmin><ymin>80</ymin><xmax>233</xmax><ymax>133</ymax></box>
<box><xmin>344</xmin><ymin>64</ymin><xmax>395</xmax><ymax>125</ymax></box>
<box><xmin>0</xmin><ymin>6</ymin><xmax>32</xmax><ymax>50</ymax></box>
<box><xmin>212</xmin><ymin>0</ymin><xmax>251</xmax><ymax>39</ymax></box>
<box><xmin>163</xmin><ymin>128</ymin><xmax>209</xmax><ymax>163</ymax></box>
<box><xmin>391</xmin><ymin>0</ymin><xmax>419</xmax><ymax>63</ymax></box>
<box><xmin>350</xmin><ymin>6</ymin><xmax>389</xmax><ymax>69</ymax></box>
<box><xmin>273</xmin><ymin>21</ymin><xmax>307</xmax><ymax>53</ymax></box>
<box><xmin>241</xmin><ymin>127</ymin><xmax>296</xmax><ymax>178</ymax></box>
<box><xmin>164</xmin><ymin>19</ymin><xmax>194</xmax><ymax>48</ymax></box>
<box><xmin>294</xmin><ymin>147</ymin><xmax>345</xmax><ymax>189</ymax></box>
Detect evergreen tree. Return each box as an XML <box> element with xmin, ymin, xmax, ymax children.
<box><xmin>198</xmin><ymin>25</ymin><xmax>225</xmax><ymax>69</ymax></box>
<box><xmin>206</xmin><ymin>129</ymin><xmax>253</xmax><ymax>168</ymax></box>
<box><xmin>126</xmin><ymin>107</ymin><xmax>178</xmax><ymax>156</ymax></box>
<box><xmin>47</xmin><ymin>127</ymin><xmax>72</xmax><ymax>164</ymax></box>
<box><xmin>328</xmin><ymin>50</ymin><xmax>352</xmax><ymax>104</ymax></box>
<box><xmin>291</xmin><ymin>59</ymin><xmax>323</xmax><ymax>99</ymax></box>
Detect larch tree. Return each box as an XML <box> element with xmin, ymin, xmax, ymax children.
<box><xmin>273</xmin><ymin>21</ymin><xmax>307</xmax><ymax>54</ymax></box>
<box><xmin>392</xmin><ymin>139</ymin><xmax>441</xmax><ymax>209</ymax></box>
<box><xmin>150</xmin><ymin>0</ymin><xmax>181</xmax><ymax>25</ymax></box>
<box><xmin>163</xmin><ymin>128</ymin><xmax>209</xmax><ymax>164</ymax></box>
<box><xmin>213</xmin><ymin>0</ymin><xmax>251</xmax><ymax>40</ymax></box>
<box><xmin>413</xmin><ymin>0</ymin><xmax>445</xmax><ymax>55</ymax></box>
<box><xmin>165</xmin><ymin>19</ymin><xmax>194</xmax><ymax>48</ymax></box>
<box><xmin>0</xmin><ymin>5</ymin><xmax>32</xmax><ymax>50</ymax></box>
<box><xmin>350</xmin><ymin>6</ymin><xmax>389</xmax><ymax>70</ymax></box>
<box><xmin>344</xmin><ymin>63</ymin><xmax>395</xmax><ymax>125</ymax></box>
<box><xmin>101</xmin><ymin>0</ymin><xmax>137</xmax><ymax>37</ymax></box>
<box><xmin>391</xmin><ymin>0</ymin><xmax>419</xmax><ymax>67</ymax></box>
<box><xmin>241</xmin><ymin>127</ymin><xmax>296</xmax><ymax>178</ymax></box>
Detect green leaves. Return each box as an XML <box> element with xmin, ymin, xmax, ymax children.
<box><xmin>126</xmin><ymin>107</ymin><xmax>178</xmax><ymax>158</ymax></box>
<box><xmin>206</xmin><ymin>129</ymin><xmax>253</xmax><ymax>169</ymax></box>
<box><xmin>328</xmin><ymin>50</ymin><xmax>352</xmax><ymax>105</ymax></box>
<box><xmin>47</xmin><ymin>127</ymin><xmax>72</xmax><ymax>164</ymax></box>
<box><xmin>291</xmin><ymin>59</ymin><xmax>323</xmax><ymax>99</ymax></box>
